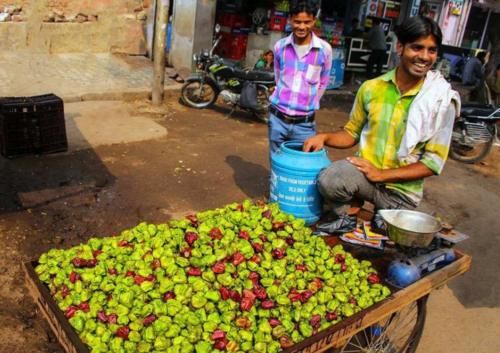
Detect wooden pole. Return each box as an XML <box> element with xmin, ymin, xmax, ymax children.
<box><xmin>152</xmin><ymin>0</ymin><xmax>169</xmax><ymax>105</ymax></box>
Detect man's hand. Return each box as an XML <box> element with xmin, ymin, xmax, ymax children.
<box><xmin>303</xmin><ymin>131</ymin><xmax>357</xmax><ymax>152</ymax></box>
<box><xmin>303</xmin><ymin>135</ymin><xmax>326</xmax><ymax>152</ymax></box>
<box><xmin>348</xmin><ymin>157</ymin><xmax>435</xmax><ymax>183</ymax></box>
<box><xmin>347</xmin><ymin>157</ymin><xmax>385</xmax><ymax>182</ymax></box>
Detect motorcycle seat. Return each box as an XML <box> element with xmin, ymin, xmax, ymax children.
<box><xmin>234</xmin><ymin>69</ymin><xmax>275</xmax><ymax>82</ymax></box>
<box><xmin>461</xmin><ymin>104</ymin><xmax>499</xmax><ymax>118</ymax></box>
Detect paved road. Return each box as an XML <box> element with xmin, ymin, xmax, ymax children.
<box><xmin>0</xmin><ymin>52</ymin><xmax>181</xmax><ymax>99</ymax></box>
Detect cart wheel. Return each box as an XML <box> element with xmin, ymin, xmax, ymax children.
<box><xmin>337</xmin><ymin>295</ymin><xmax>428</xmax><ymax>353</ymax></box>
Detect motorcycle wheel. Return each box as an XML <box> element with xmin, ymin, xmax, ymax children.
<box><xmin>253</xmin><ymin>85</ymin><xmax>271</xmax><ymax>123</ymax></box>
<box><xmin>181</xmin><ymin>79</ymin><xmax>218</xmax><ymax>108</ymax></box>
<box><xmin>450</xmin><ymin>122</ymin><xmax>496</xmax><ymax>164</ymax></box>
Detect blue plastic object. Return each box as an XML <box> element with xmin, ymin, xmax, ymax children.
<box><xmin>387</xmin><ymin>248</ymin><xmax>456</xmax><ymax>288</ymax></box>
<box><xmin>370</xmin><ymin>326</ymin><xmax>383</xmax><ymax>336</ymax></box>
<box><xmin>327</xmin><ymin>48</ymin><xmax>345</xmax><ymax>90</ymax></box>
<box><xmin>166</xmin><ymin>22</ymin><xmax>172</xmax><ymax>53</ymax></box>
<box><xmin>270</xmin><ymin>141</ymin><xmax>331</xmax><ymax>224</ymax></box>
<box><xmin>387</xmin><ymin>259</ymin><xmax>421</xmax><ymax>288</ymax></box>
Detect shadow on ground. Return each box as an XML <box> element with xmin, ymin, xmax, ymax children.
<box><xmin>225</xmin><ymin>155</ymin><xmax>269</xmax><ymax>199</ymax></box>
<box><xmin>0</xmin><ymin>143</ymin><xmax>115</xmax><ymax>216</ymax></box>
<box><xmin>0</xmin><ymin>114</ymin><xmax>115</xmax><ymax>214</ymax></box>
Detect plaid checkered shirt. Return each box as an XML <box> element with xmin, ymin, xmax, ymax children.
<box><xmin>270</xmin><ymin>33</ymin><xmax>332</xmax><ymax>116</ymax></box>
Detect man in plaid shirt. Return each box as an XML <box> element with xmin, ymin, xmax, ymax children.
<box><xmin>268</xmin><ymin>0</ymin><xmax>332</xmax><ymax>156</ymax></box>
<box><xmin>304</xmin><ymin>16</ymin><xmax>460</xmax><ymax>234</ymax></box>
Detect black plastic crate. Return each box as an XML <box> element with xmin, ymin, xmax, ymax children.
<box><xmin>0</xmin><ymin>94</ymin><xmax>68</xmax><ymax>158</ymax></box>
<box><xmin>0</xmin><ymin>97</ymin><xmax>36</xmax><ymax>157</ymax></box>
<box><xmin>34</xmin><ymin>94</ymin><xmax>68</xmax><ymax>154</ymax></box>
<box><xmin>0</xmin><ymin>97</ymin><xmax>36</xmax><ymax>131</ymax></box>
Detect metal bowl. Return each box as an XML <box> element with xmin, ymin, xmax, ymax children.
<box><xmin>378</xmin><ymin>209</ymin><xmax>442</xmax><ymax>248</ymax></box>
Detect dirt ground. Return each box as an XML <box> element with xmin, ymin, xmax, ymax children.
<box><xmin>0</xmin><ymin>93</ymin><xmax>499</xmax><ymax>353</ymax></box>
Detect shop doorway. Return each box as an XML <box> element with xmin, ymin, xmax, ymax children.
<box><xmin>461</xmin><ymin>5</ymin><xmax>491</xmax><ymax>49</ymax></box>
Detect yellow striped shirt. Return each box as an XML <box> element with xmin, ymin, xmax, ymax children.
<box><xmin>344</xmin><ymin>70</ymin><xmax>454</xmax><ymax>203</ymax></box>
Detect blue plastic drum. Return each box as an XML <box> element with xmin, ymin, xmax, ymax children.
<box><xmin>270</xmin><ymin>141</ymin><xmax>332</xmax><ymax>224</ymax></box>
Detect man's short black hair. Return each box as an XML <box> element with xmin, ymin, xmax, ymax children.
<box><xmin>476</xmin><ymin>51</ymin><xmax>487</xmax><ymax>61</ymax></box>
<box><xmin>395</xmin><ymin>16</ymin><xmax>442</xmax><ymax>47</ymax></box>
<box><xmin>289</xmin><ymin>0</ymin><xmax>317</xmax><ymax>17</ymax></box>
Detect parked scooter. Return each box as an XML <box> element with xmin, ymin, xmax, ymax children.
<box><xmin>180</xmin><ymin>25</ymin><xmax>275</xmax><ymax>122</ymax></box>
<box><xmin>450</xmin><ymin>86</ymin><xmax>500</xmax><ymax>163</ymax></box>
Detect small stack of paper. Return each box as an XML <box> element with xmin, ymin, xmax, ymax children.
<box><xmin>340</xmin><ymin>221</ymin><xmax>388</xmax><ymax>249</ymax></box>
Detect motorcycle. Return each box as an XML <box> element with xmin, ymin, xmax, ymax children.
<box><xmin>180</xmin><ymin>25</ymin><xmax>275</xmax><ymax>122</ymax></box>
<box><xmin>450</xmin><ymin>102</ymin><xmax>500</xmax><ymax>163</ymax></box>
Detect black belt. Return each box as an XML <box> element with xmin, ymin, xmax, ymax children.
<box><xmin>270</xmin><ymin>106</ymin><xmax>315</xmax><ymax>124</ymax></box>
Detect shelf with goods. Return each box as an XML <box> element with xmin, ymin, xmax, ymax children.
<box><xmin>214</xmin><ymin>0</ymin><xmax>251</xmax><ymax>62</ymax></box>
<box><xmin>214</xmin><ymin>1</ymin><xmax>291</xmax><ymax>67</ymax></box>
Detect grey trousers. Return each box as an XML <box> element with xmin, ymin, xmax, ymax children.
<box><xmin>318</xmin><ymin>160</ymin><xmax>417</xmax><ymax>216</ymax></box>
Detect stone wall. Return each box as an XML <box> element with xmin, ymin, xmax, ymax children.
<box><xmin>0</xmin><ymin>0</ymin><xmax>150</xmax><ymax>54</ymax></box>
<box><xmin>0</xmin><ymin>1</ymin><xmax>30</xmax><ymax>10</ymax></box>
<box><xmin>0</xmin><ymin>0</ymin><xmax>149</xmax><ymax>15</ymax></box>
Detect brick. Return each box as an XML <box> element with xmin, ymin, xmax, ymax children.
<box><xmin>11</xmin><ymin>14</ymin><xmax>25</xmax><ymax>22</ymax></box>
<box><xmin>110</xmin><ymin>18</ymin><xmax>147</xmax><ymax>55</ymax></box>
<box><xmin>75</xmin><ymin>13</ymin><xmax>87</xmax><ymax>23</ymax></box>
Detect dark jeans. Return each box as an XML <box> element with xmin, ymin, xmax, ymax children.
<box><xmin>367</xmin><ymin>49</ymin><xmax>386</xmax><ymax>78</ymax></box>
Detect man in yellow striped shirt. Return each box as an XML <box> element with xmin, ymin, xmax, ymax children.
<box><xmin>304</xmin><ymin>16</ymin><xmax>459</xmax><ymax>234</ymax></box>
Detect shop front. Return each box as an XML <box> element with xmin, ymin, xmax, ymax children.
<box><xmin>430</xmin><ymin>0</ymin><xmax>499</xmax><ymax>82</ymax></box>
<box><xmin>213</xmin><ymin>0</ymin><xmax>350</xmax><ymax>87</ymax></box>
<box><xmin>340</xmin><ymin>0</ymin><xmax>404</xmax><ymax>74</ymax></box>
<box><xmin>210</xmin><ymin>0</ymin><xmax>409</xmax><ymax>87</ymax></box>
<box><xmin>460</xmin><ymin>0</ymin><xmax>500</xmax><ymax>51</ymax></box>
<box><xmin>431</xmin><ymin>0</ymin><xmax>497</xmax><ymax>51</ymax></box>
<box><xmin>175</xmin><ymin>0</ymin><xmax>498</xmax><ymax>86</ymax></box>
<box><xmin>212</xmin><ymin>0</ymin><xmax>402</xmax><ymax>62</ymax></box>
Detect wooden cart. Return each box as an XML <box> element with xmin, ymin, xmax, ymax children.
<box><xmin>24</xmin><ymin>246</ymin><xmax>471</xmax><ymax>353</ymax></box>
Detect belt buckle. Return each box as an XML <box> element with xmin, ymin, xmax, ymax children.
<box><xmin>285</xmin><ymin>114</ymin><xmax>306</xmax><ymax>124</ymax></box>
<box><xmin>296</xmin><ymin>114</ymin><xmax>312</xmax><ymax>124</ymax></box>
<box><xmin>272</xmin><ymin>107</ymin><xmax>313</xmax><ymax>124</ymax></box>
<box><xmin>282</xmin><ymin>113</ymin><xmax>295</xmax><ymax>124</ymax></box>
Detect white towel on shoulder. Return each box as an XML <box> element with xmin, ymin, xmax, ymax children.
<box><xmin>398</xmin><ymin>70</ymin><xmax>461</xmax><ymax>160</ymax></box>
